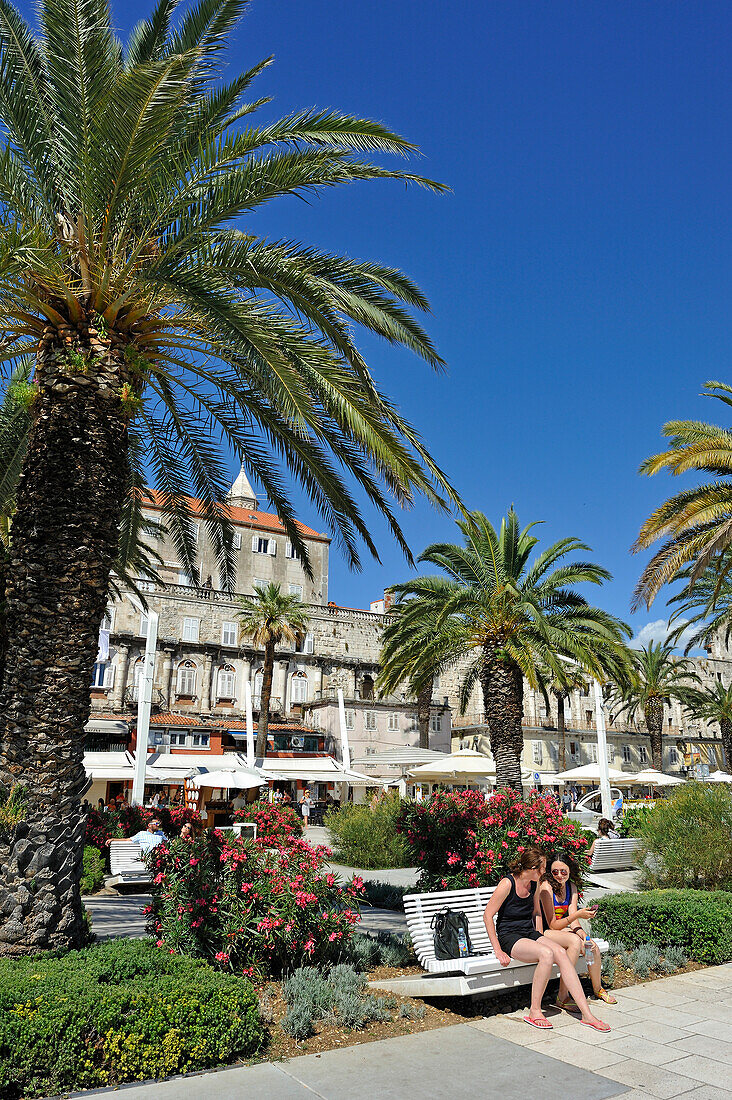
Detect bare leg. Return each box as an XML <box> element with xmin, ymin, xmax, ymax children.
<box><xmin>586</xmin><ymin>938</ymin><xmax>616</xmax><ymax>1001</ymax></box>
<box><xmin>544</xmin><ymin>929</ymin><xmax>581</xmax><ymax>1004</ymax></box>
<box><xmin>510</xmin><ymin>939</ymin><xmax>557</xmax><ymax>1020</ymax></box>
<box><xmin>539</xmin><ymin>937</ymin><xmax>608</xmax><ymax>1027</ymax></box>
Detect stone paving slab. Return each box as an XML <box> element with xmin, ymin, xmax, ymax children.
<box><xmin>75</xmin><ymin>1023</ymin><xmax>625</xmax><ymax>1100</ymax></box>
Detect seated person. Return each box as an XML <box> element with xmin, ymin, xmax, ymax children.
<box><xmin>588</xmin><ymin>818</ymin><xmax>619</xmax><ymax>858</ymax></box>
<box><xmin>107</xmin><ymin>817</ymin><xmax>167</xmax><ymax>853</ymax></box>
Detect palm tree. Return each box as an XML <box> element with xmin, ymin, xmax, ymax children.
<box><xmin>238</xmin><ymin>584</ymin><xmax>309</xmax><ymax>757</ymax></box>
<box><xmin>378</xmin><ymin>601</ymin><xmax>462</xmax><ymax>749</ymax></box>
<box><xmin>0</xmin><ymin>0</ymin><xmax>458</xmax><ymax>954</ymax></box>
<box><xmin>666</xmin><ymin>553</ymin><xmax>732</xmax><ymax>654</ymax></box>
<box><xmin>388</xmin><ymin>511</ymin><xmax>630</xmax><ymax>791</ymax></box>
<box><xmin>537</xmin><ymin>663</ymin><xmax>589</xmax><ymax>773</ymax></box>
<box><xmin>612</xmin><ymin>641</ymin><xmax>698</xmax><ymax>771</ymax></box>
<box><xmin>634</xmin><ymin>381</ymin><xmax>732</xmax><ymax>609</ymax></box>
<box><xmin>680</xmin><ymin>680</ymin><xmax>732</xmax><ymax>771</ymax></box>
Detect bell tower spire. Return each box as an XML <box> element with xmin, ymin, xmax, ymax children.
<box><xmin>227</xmin><ymin>465</ymin><xmax>257</xmax><ymax>510</ymax></box>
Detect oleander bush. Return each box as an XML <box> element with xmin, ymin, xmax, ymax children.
<box><xmin>618</xmin><ymin>803</ymin><xmax>654</xmax><ymax>838</ymax></box>
<box><xmin>233</xmin><ymin>800</ymin><xmax>303</xmax><ymax>844</ymax></box>
<box><xmin>398</xmin><ymin>787</ymin><xmax>590</xmax><ymax>890</ymax></box>
<box><xmin>325</xmin><ymin>792</ymin><xmax>410</xmax><ymax>869</ymax></box>
<box><xmin>632</xmin><ymin>784</ymin><xmax>732</xmax><ymax>890</ymax></box>
<box><xmin>594</xmin><ymin>889</ymin><xmax>732</xmax><ymax>963</ymax></box>
<box><xmin>80</xmin><ymin>845</ymin><xmax>106</xmax><ymax>894</ymax></box>
<box><xmin>146</xmin><ymin>830</ymin><xmax>362</xmax><ymax>978</ymax></box>
<box><xmin>84</xmin><ymin>805</ymin><xmax>201</xmax><ymax>853</ymax></box>
<box><xmin>0</xmin><ymin>939</ymin><xmax>263</xmax><ymax>1098</ymax></box>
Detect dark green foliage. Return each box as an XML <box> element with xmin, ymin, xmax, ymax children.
<box><xmin>618</xmin><ymin>804</ymin><xmax>653</xmax><ymax>838</ymax></box>
<box><xmin>595</xmin><ymin>890</ymin><xmax>732</xmax><ymax>963</ymax></box>
<box><xmin>633</xmin><ymin>784</ymin><xmax>732</xmax><ymax>890</ymax></box>
<box><xmin>80</xmin><ymin>845</ymin><xmax>106</xmax><ymax>895</ymax></box>
<box><xmin>360</xmin><ymin>880</ymin><xmax>408</xmax><ymax>910</ymax></box>
<box><xmin>0</xmin><ymin>939</ymin><xmax>263</xmax><ymax>1098</ymax></box>
<box><xmin>325</xmin><ymin>794</ymin><xmax>410</xmax><ymax>869</ymax></box>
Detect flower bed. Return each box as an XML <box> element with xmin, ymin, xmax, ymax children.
<box><xmin>233</xmin><ymin>800</ymin><xmax>303</xmax><ymax>843</ymax></box>
<box><xmin>397</xmin><ymin>787</ymin><xmax>589</xmax><ymax>890</ymax></box>
<box><xmin>146</xmin><ymin>830</ymin><xmax>363</xmax><ymax>977</ymax></box>
<box><xmin>0</xmin><ymin>939</ymin><xmax>263</xmax><ymax>1099</ymax></box>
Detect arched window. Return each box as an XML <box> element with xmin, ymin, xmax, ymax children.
<box><xmin>176</xmin><ymin>660</ymin><xmax>197</xmax><ymax>696</ymax></box>
<box><xmin>360</xmin><ymin>674</ymin><xmax>374</xmax><ymax>701</ymax></box>
<box><xmin>291</xmin><ymin>671</ymin><xmax>309</xmax><ymax>704</ymax></box>
<box><xmin>217</xmin><ymin>664</ymin><xmax>236</xmax><ymax>700</ymax></box>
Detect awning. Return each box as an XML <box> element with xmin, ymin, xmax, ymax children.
<box><xmin>83</xmin><ymin>751</ymin><xmax>135</xmax><ymax>780</ymax></box>
<box><xmin>85</xmin><ymin>718</ymin><xmax>129</xmax><ymax>737</ymax></box>
<box><xmin>258</xmin><ymin>756</ymin><xmax>381</xmax><ymax>786</ymax></box>
<box><xmin>143</xmin><ymin>752</ymin><xmax>252</xmax><ymax>783</ymax></box>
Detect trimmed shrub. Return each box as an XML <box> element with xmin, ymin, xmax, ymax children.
<box><xmin>146</xmin><ymin>830</ymin><xmax>362</xmax><ymax>977</ymax></box>
<box><xmin>594</xmin><ymin>889</ymin><xmax>732</xmax><ymax>964</ymax></box>
<box><xmin>80</xmin><ymin>845</ymin><xmax>106</xmax><ymax>894</ymax></box>
<box><xmin>233</xmin><ymin>800</ymin><xmax>303</xmax><ymax>844</ymax></box>
<box><xmin>325</xmin><ymin>793</ymin><xmax>410</xmax><ymax>869</ymax></box>
<box><xmin>361</xmin><ymin>880</ymin><xmax>407</xmax><ymax>911</ymax></box>
<box><xmin>398</xmin><ymin>787</ymin><xmax>590</xmax><ymax>890</ymax></box>
<box><xmin>634</xmin><ymin>784</ymin><xmax>732</xmax><ymax>890</ymax></box>
<box><xmin>0</xmin><ymin>939</ymin><xmax>263</xmax><ymax>1099</ymax></box>
<box><xmin>619</xmin><ymin>804</ymin><xmax>654</xmax><ymax>838</ymax></box>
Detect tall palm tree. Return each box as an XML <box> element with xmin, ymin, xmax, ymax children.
<box><xmin>679</xmin><ymin>680</ymin><xmax>732</xmax><ymax>771</ymax></box>
<box><xmin>238</xmin><ymin>583</ymin><xmax>309</xmax><ymax>757</ymax></box>
<box><xmin>378</xmin><ymin>601</ymin><xmax>462</xmax><ymax>749</ymax></box>
<box><xmin>634</xmin><ymin>381</ymin><xmax>732</xmax><ymax>609</ymax></box>
<box><xmin>666</xmin><ymin>553</ymin><xmax>732</xmax><ymax>654</ymax></box>
<box><xmin>537</xmin><ymin>663</ymin><xmax>589</xmax><ymax>773</ymax></box>
<box><xmin>388</xmin><ymin>511</ymin><xmax>630</xmax><ymax>791</ymax></box>
<box><xmin>0</xmin><ymin>0</ymin><xmax>458</xmax><ymax>954</ymax></box>
<box><xmin>612</xmin><ymin>641</ymin><xmax>698</xmax><ymax>771</ymax></box>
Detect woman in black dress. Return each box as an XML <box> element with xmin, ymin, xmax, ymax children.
<box><xmin>483</xmin><ymin>848</ymin><xmax>609</xmax><ymax>1032</ymax></box>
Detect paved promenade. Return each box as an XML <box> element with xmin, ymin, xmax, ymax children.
<box><xmin>70</xmin><ymin>965</ymin><xmax>732</xmax><ymax>1100</ymax></box>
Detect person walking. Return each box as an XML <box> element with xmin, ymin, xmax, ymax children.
<box><xmin>483</xmin><ymin>848</ymin><xmax>610</xmax><ymax>1032</ymax></box>
<box><xmin>299</xmin><ymin>789</ymin><xmax>313</xmax><ymax>831</ymax></box>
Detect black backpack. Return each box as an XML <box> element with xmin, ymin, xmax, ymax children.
<box><xmin>430</xmin><ymin>907</ymin><xmax>473</xmax><ymax>960</ymax></box>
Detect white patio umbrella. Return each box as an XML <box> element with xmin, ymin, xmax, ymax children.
<box><xmin>409</xmin><ymin>749</ymin><xmax>496</xmax><ymax>784</ymax></box>
<box><xmin>554</xmin><ymin>763</ymin><xmax>634</xmax><ymax>785</ymax></box>
<box><xmin>705</xmin><ymin>769</ymin><xmax>732</xmax><ymax>783</ymax></box>
<box><xmin>188</xmin><ymin>769</ymin><xmax>267</xmax><ymax>791</ymax></box>
<box><xmin>632</xmin><ymin>768</ymin><xmax>685</xmax><ymax>788</ymax></box>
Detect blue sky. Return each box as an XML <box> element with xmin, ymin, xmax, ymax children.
<box><xmin>24</xmin><ymin>1</ymin><xmax>732</xmax><ymax>636</ymax></box>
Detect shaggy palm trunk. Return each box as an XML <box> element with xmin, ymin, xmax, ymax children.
<box><xmin>555</xmin><ymin>690</ymin><xmax>566</xmax><ymax>772</ymax></box>
<box><xmin>481</xmin><ymin>649</ymin><xmax>524</xmax><ymax>793</ymax></box>
<box><xmin>417</xmin><ymin>682</ymin><xmax>432</xmax><ymax>750</ymax></box>
<box><xmin>720</xmin><ymin>718</ymin><xmax>732</xmax><ymax>771</ymax></box>
<box><xmin>0</xmin><ymin>326</ymin><xmax>128</xmax><ymax>955</ymax></box>
<box><xmin>644</xmin><ymin>697</ymin><xmax>665</xmax><ymax>772</ymax></box>
<box><xmin>256</xmin><ymin>640</ymin><xmax>276</xmax><ymax>758</ymax></box>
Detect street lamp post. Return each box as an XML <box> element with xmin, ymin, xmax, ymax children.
<box><xmin>126</xmin><ymin>593</ymin><xmax>159</xmax><ymax>807</ymax></box>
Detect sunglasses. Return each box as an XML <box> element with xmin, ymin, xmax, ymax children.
<box><xmin>552</xmin><ymin>867</ymin><xmax>569</xmax><ymax>876</ymax></box>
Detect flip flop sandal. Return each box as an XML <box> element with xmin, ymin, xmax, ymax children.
<box><xmin>581</xmin><ymin>1019</ymin><xmax>611</xmax><ymax>1032</ymax></box>
<box><xmin>595</xmin><ymin>988</ymin><xmax>617</xmax><ymax>1005</ymax></box>
<box><xmin>524</xmin><ymin>1016</ymin><xmax>553</xmax><ymax>1029</ymax></box>
<box><xmin>554</xmin><ymin>998</ymin><xmax>581</xmax><ymax>1013</ymax></box>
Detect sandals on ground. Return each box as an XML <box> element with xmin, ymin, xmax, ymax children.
<box><xmin>581</xmin><ymin>1019</ymin><xmax>611</xmax><ymax>1032</ymax></box>
<box><xmin>554</xmin><ymin>997</ymin><xmax>581</xmax><ymax>1014</ymax></box>
<box><xmin>594</xmin><ymin>987</ymin><xmax>617</xmax><ymax>1004</ymax></box>
<box><xmin>523</xmin><ymin>1015</ymin><xmax>553</xmax><ymax>1029</ymax></box>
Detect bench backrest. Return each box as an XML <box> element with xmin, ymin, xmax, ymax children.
<box><xmin>109</xmin><ymin>841</ymin><xmax>148</xmax><ymax>877</ymax></box>
<box><xmin>589</xmin><ymin>837</ymin><xmax>637</xmax><ymax>871</ymax></box>
<box><xmin>404</xmin><ymin>887</ymin><xmax>498</xmax><ymax>968</ymax></box>
<box><xmin>219</xmin><ymin>822</ymin><xmax>258</xmax><ymax>841</ymax></box>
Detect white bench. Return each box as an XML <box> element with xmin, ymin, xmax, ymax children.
<box><xmin>108</xmin><ymin>841</ymin><xmax>152</xmax><ymax>885</ymax></box>
<box><xmin>369</xmin><ymin>885</ymin><xmax>606</xmax><ymax>998</ymax></box>
<box><xmin>589</xmin><ymin>838</ymin><xmax>637</xmax><ymax>872</ymax></box>
<box><xmin>219</xmin><ymin>822</ymin><xmax>257</xmax><ymax>841</ymax></box>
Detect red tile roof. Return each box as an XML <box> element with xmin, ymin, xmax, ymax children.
<box><xmin>150</xmin><ymin>713</ymin><xmax>199</xmax><ymax>726</ymax></box>
<box><xmin>148</xmin><ymin>713</ymin><xmax>318</xmax><ymax>733</ymax></box>
<box><xmin>143</xmin><ymin>491</ymin><xmax>329</xmax><ymax>543</ymax></box>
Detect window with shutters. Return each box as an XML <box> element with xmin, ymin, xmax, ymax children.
<box><xmin>131</xmin><ymin>660</ymin><xmax>144</xmax><ymax>702</ymax></box>
<box><xmin>569</xmin><ymin>740</ymin><xmax>580</xmax><ymax>759</ymax></box>
<box><xmin>286</xmin><ymin>541</ymin><xmax>301</xmax><ymax>560</ymax></box>
<box><xmin>139</xmin><ymin>613</ymin><xmax>149</xmax><ymax>639</ymax></box>
<box><xmin>364</xmin><ymin>711</ymin><xmax>377</xmax><ymax>731</ymax></box>
<box><xmin>345</xmin><ymin>709</ymin><xmax>355</xmax><ymax>730</ymax></box>
<box><xmin>587</xmin><ymin>743</ymin><xmax>597</xmax><ymax>763</ymax></box>
<box><xmin>606</xmin><ymin>744</ymin><xmax>615</xmax><ymax>763</ymax></box>
<box><xmin>221</xmin><ymin>621</ymin><xmax>237</xmax><ymax>646</ymax></box>
<box><xmin>252</xmin><ymin>535</ymin><xmax>269</xmax><ymax>554</ymax></box>
<box><xmin>289</xmin><ymin>583</ymin><xmax>303</xmax><ymax>599</ymax></box>
<box><xmin>182</xmin><ymin>617</ymin><xmax>199</xmax><ymax>642</ymax></box>
<box><xmin>639</xmin><ymin>746</ymin><xmax>648</xmax><ymax>763</ymax></box>
<box><xmin>622</xmin><ymin>744</ymin><xmax>632</xmax><ymax>764</ymax></box>
<box><xmin>217</xmin><ymin>665</ymin><xmax>236</xmax><ymax>700</ymax></box>
<box><xmin>91</xmin><ymin>662</ymin><xmax>114</xmax><ymax>689</ymax></box>
<box><xmin>176</xmin><ymin>661</ymin><xmax>197</xmax><ymax>696</ymax></box>
<box><xmin>190</xmin><ymin>522</ymin><xmax>199</xmax><ymax>543</ymax></box>
<box><xmin>291</xmin><ymin>672</ymin><xmax>309</xmax><ymax>704</ymax></box>
<box><xmin>532</xmin><ymin>741</ymin><xmax>543</xmax><ymax>765</ymax></box>
<box><xmin>669</xmin><ymin>747</ymin><xmax>679</xmax><ymax>765</ymax></box>
<box><xmin>232</xmin><ymin>532</ymin><xmax>242</xmax><ymax>550</ymax></box>
<box><xmin>430</xmin><ymin>714</ymin><xmax>441</xmax><ymax>733</ymax></box>
<box><xmin>388</xmin><ymin>713</ymin><xmax>399</xmax><ymax>732</ymax></box>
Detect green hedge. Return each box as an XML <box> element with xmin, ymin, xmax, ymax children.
<box><xmin>0</xmin><ymin>939</ymin><xmax>263</xmax><ymax>1098</ymax></box>
<box><xmin>594</xmin><ymin>889</ymin><xmax>732</xmax><ymax>964</ymax></box>
<box><xmin>325</xmin><ymin>793</ymin><xmax>410</xmax><ymax>869</ymax></box>
<box><xmin>80</xmin><ymin>844</ymin><xmax>106</xmax><ymax>895</ymax></box>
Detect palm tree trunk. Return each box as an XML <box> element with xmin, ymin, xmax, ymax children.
<box><xmin>416</xmin><ymin>682</ymin><xmax>432</xmax><ymax>750</ymax></box>
<box><xmin>481</xmin><ymin>650</ymin><xmax>524</xmax><ymax>793</ymax></box>
<box><xmin>644</xmin><ymin>697</ymin><xmax>665</xmax><ymax>771</ymax></box>
<box><xmin>720</xmin><ymin>718</ymin><xmax>732</xmax><ymax>771</ymax></box>
<box><xmin>256</xmin><ymin>640</ymin><xmax>276</xmax><ymax>758</ymax></box>
<box><xmin>555</xmin><ymin>690</ymin><xmax>566</xmax><ymax>772</ymax></box>
<box><xmin>0</xmin><ymin>333</ymin><xmax>128</xmax><ymax>955</ymax></box>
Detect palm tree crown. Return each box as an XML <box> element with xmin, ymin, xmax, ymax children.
<box><xmin>612</xmin><ymin>640</ymin><xmax>698</xmax><ymax>771</ymax></box>
<box><xmin>679</xmin><ymin>679</ymin><xmax>732</xmax><ymax>771</ymax></box>
<box><xmin>634</xmin><ymin>382</ymin><xmax>732</xmax><ymax>610</ymax></box>
<box><xmin>238</xmin><ymin>582</ymin><xmax>309</xmax><ymax>757</ymax></box>
<box><xmin>388</xmin><ymin>510</ymin><xmax>629</xmax><ymax>790</ymax></box>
